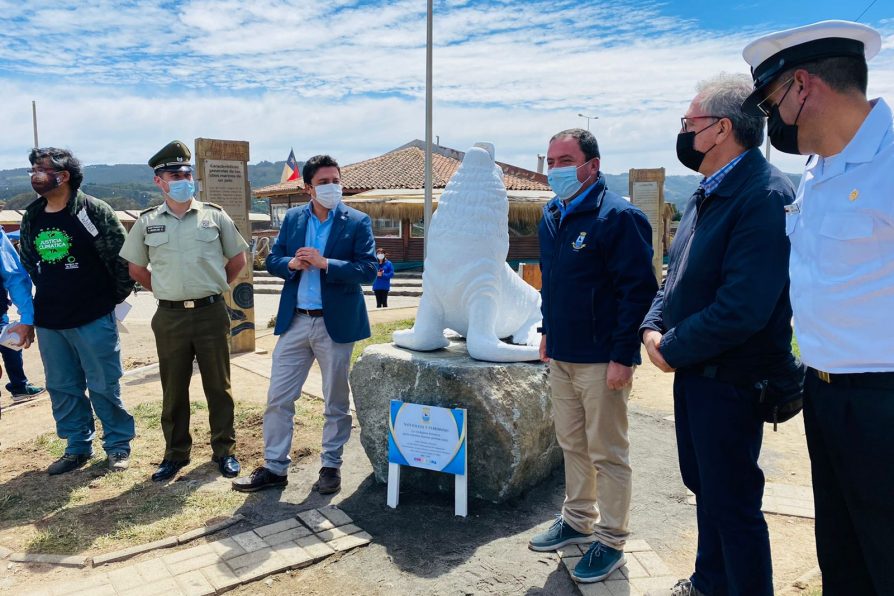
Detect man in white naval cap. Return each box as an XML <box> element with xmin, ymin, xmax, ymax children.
<box><xmin>742</xmin><ymin>20</ymin><xmax>893</xmax><ymax>596</ymax></box>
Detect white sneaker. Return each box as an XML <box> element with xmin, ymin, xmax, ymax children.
<box><xmin>108</xmin><ymin>452</ymin><xmax>130</xmax><ymax>472</ymax></box>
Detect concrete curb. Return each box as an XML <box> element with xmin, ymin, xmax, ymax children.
<box><xmin>8</xmin><ymin>553</ymin><xmax>88</xmax><ymax>568</ymax></box>
<box><xmin>7</xmin><ymin>514</ymin><xmax>245</xmax><ymax>571</ymax></box>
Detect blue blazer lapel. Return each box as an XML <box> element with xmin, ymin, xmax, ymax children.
<box><xmin>323</xmin><ymin>204</ymin><xmax>349</xmax><ymax>257</ymax></box>
<box><xmin>293</xmin><ymin>208</ymin><xmax>310</xmax><ymax>249</ymax></box>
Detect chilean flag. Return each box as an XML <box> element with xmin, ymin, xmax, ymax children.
<box><xmin>280</xmin><ymin>148</ymin><xmax>300</xmax><ymax>183</ymax></box>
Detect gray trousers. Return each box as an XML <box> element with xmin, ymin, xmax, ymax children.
<box><xmin>264</xmin><ymin>313</ymin><xmax>354</xmax><ymax>475</ymax></box>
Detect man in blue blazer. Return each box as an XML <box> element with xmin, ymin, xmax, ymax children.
<box><xmin>233</xmin><ymin>154</ymin><xmax>376</xmax><ymax>494</ymax></box>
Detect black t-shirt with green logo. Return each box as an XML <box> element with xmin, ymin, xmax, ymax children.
<box><xmin>31</xmin><ymin>208</ymin><xmax>116</xmax><ymax>329</ymax></box>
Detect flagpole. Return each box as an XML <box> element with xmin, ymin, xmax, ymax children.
<box><xmin>423</xmin><ymin>0</ymin><xmax>433</xmax><ymax>260</ymax></box>
<box><xmin>32</xmin><ymin>101</ymin><xmax>39</xmax><ymax>148</ymax></box>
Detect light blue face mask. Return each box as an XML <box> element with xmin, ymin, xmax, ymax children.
<box><xmin>547</xmin><ymin>160</ymin><xmax>593</xmax><ymax>201</ymax></box>
<box><xmin>166</xmin><ymin>179</ymin><xmax>195</xmax><ymax>203</ymax></box>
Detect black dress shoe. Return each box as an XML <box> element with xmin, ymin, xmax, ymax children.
<box><xmin>151</xmin><ymin>459</ymin><xmax>190</xmax><ymax>482</ymax></box>
<box><xmin>232</xmin><ymin>467</ymin><xmax>288</xmax><ymax>492</ymax></box>
<box><xmin>312</xmin><ymin>467</ymin><xmax>341</xmax><ymax>494</ymax></box>
<box><xmin>213</xmin><ymin>455</ymin><xmax>241</xmax><ymax>478</ymax></box>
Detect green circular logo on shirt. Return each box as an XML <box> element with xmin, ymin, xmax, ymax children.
<box><xmin>35</xmin><ymin>228</ymin><xmax>72</xmax><ymax>263</ymax></box>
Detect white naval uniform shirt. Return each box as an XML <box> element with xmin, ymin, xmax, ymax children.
<box><xmin>787</xmin><ymin>98</ymin><xmax>894</xmax><ymax>373</ymax></box>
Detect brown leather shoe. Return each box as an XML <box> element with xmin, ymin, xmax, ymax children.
<box><xmin>312</xmin><ymin>467</ymin><xmax>341</xmax><ymax>494</ymax></box>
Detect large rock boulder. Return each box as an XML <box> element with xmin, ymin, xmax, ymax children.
<box><xmin>350</xmin><ymin>341</ymin><xmax>562</xmax><ymax>503</ymax></box>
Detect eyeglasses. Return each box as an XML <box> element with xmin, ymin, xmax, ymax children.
<box><xmin>28</xmin><ymin>168</ymin><xmax>61</xmax><ymax>177</ymax></box>
<box><xmin>680</xmin><ymin>115</ymin><xmax>722</xmax><ymax>132</ymax></box>
<box><xmin>755</xmin><ymin>77</ymin><xmax>795</xmax><ymax>117</ymax></box>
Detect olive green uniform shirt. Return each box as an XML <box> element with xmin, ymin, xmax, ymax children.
<box><xmin>120</xmin><ymin>200</ymin><xmax>248</xmax><ymax>301</ymax></box>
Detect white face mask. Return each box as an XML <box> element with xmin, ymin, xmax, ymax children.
<box><xmin>377</xmin><ymin>253</ymin><xmax>385</xmax><ymax>261</ymax></box>
<box><xmin>313</xmin><ymin>183</ymin><xmax>342</xmax><ymax>210</ymax></box>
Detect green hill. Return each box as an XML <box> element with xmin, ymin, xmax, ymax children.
<box><xmin>1</xmin><ymin>162</ymin><xmax>799</xmax><ymax>213</ymax></box>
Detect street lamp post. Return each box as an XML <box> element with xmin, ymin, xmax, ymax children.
<box><xmin>578</xmin><ymin>113</ymin><xmax>598</xmax><ymax>131</ymax></box>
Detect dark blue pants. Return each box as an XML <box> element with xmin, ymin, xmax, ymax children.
<box><xmin>0</xmin><ymin>344</ymin><xmax>28</xmax><ymax>391</ymax></box>
<box><xmin>674</xmin><ymin>372</ymin><xmax>772</xmax><ymax>596</ymax></box>
<box><xmin>803</xmin><ymin>373</ymin><xmax>894</xmax><ymax>596</ymax></box>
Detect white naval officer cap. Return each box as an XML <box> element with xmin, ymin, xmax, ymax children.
<box><xmin>741</xmin><ymin>20</ymin><xmax>882</xmax><ymax>116</ymax></box>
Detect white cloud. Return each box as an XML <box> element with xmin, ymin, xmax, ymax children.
<box><xmin>0</xmin><ymin>0</ymin><xmax>892</xmax><ymax>177</ymax></box>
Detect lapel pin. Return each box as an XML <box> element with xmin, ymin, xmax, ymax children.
<box><xmin>849</xmin><ymin>189</ymin><xmax>859</xmax><ymax>201</ymax></box>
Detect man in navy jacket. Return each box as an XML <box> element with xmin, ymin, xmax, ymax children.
<box><xmin>640</xmin><ymin>74</ymin><xmax>795</xmax><ymax>596</ymax></box>
<box><xmin>233</xmin><ymin>155</ymin><xmax>376</xmax><ymax>495</ymax></box>
<box><xmin>529</xmin><ymin>128</ymin><xmax>657</xmax><ymax>585</ymax></box>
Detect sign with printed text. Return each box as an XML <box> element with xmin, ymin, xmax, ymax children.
<box><xmin>194</xmin><ymin>138</ymin><xmax>255</xmax><ymax>354</ymax></box>
<box><xmin>629</xmin><ymin>168</ymin><xmax>666</xmax><ymax>281</ymax></box>
<box><xmin>387</xmin><ymin>400</ymin><xmax>467</xmax><ymax>476</ymax></box>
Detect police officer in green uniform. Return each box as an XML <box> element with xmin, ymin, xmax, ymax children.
<box><xmin>120</xmin><ymin>140</ymin><xmax>248</xmax><ymax>482</ymax></box>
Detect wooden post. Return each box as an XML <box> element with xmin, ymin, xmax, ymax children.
<box><xmin>194</xmin><ymin>138</ymin><xmax>255</xmax><ymax>354</ymax></box>
<box><xmin>628</xmin><ymin>168</ymin><xmax>666</xmax><ymax>282</ymax></box>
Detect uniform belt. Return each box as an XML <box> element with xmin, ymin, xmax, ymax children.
<box><xmin>809</xmin><ymin>367</ymin><xmax>894</xmax><ymax>389</ymax></box>
<box><xmin>296</xmin><ymin>308</ymin><xmax>324</xmax><ymax>317</ymax></box>
<box><xmin>158</xmin><ymin>295</ymin><xmax>223</xmax><ymax>309</ymax></box>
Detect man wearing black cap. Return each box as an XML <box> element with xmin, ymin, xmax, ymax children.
<box><xmin>743</xmin><ymin>20</ymin><xmax>894</xmax><ymax>594</ymax></box>
<box><xmin>121</xmin><ymin>140</ymin><xmax>248</xmax><ymax>482</ymax></box>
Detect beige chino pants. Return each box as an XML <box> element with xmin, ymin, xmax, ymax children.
<box><xmin>550</xmin><ymin>360</ymin><xmax>632</xmax><ymax>550</ymax></box>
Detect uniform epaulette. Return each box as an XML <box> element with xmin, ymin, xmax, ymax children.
<box><xmin>139</xmin><ymin>205</ymin><xmax>158</xmax><ymax>215</ymax></box>
<box><xmin>204</xmin><ymin>202</ymin><xmax>223</xmax><ymax>211</ymax></box>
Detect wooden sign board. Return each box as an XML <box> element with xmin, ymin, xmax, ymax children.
<box><xmin>194</xmin><ymin>138</ymin><xmax>255</xmax><ymax>354</ymax></box>
<box><xmin>629</xmin><ymin>168</ymin><xmax>666</xmax><ymax>282</ymax></box>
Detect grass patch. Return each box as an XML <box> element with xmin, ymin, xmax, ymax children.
<box><xmin>0</xmin><ymin>398</ymin><xmax>325</xmax><ymax>555</ymax></box>
<box><xmin>34</xmin><ymin>433</ymin><xmax>66</xmax><ymax>459</ymax></box>
<box><xmin>352</xmin><ymin>318</ymin><xmax>415</xmax><ymax>364</ymax></box>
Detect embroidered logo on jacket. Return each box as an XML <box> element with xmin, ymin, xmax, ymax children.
<box><xmin>571</xmin><ymin>232</ymin><xmax>587</xmax><ymax>251</ymax></box>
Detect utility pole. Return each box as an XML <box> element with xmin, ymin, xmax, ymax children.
<box><xmin>32</xmin><ymin>101</ymin><xmax>39</xmax><ymax>148</ymax></box>
<box><xmin>423</xmin><ymin>0</ymin><xmax>433</xmax><ymax>259</ymax></box>
<box><xmin>578</xmin><ymin>113</ymin><xmax>598</xmax><ymax>131</ymax></box>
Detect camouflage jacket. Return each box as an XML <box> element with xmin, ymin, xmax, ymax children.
<box><xmin>20</xmin><ymin>189</ymin><xmax>135</xmax><ymax>303</ymax></box>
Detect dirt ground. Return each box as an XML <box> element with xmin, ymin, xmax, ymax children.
<box><xmin>0</xmin><ymin>307</ymin><xmax>819</xmax><ymax>595</ymax></box>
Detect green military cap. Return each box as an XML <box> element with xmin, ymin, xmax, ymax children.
<box><xmin>149</xmin><ymin>140</ymin><xmax>193</xmax><ymax>173</ymax></box>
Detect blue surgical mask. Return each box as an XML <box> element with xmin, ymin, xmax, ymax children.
<box><xmin>313</xmin><ymin>183</ymin><xmax>342</xmax><ymax>210</ymax></box>
<box><xmin>547</xmin><ymin>160</ymin><xmax>593</xmax><ymax>201</ymax></box>
<box><xmin>166</xmin><ymin>179</ymin><xmax>195</xmax><ymax>203</ymax></box>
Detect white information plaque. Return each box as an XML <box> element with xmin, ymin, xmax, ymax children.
<box><xmin>386</xmin><ymin>400</ymin><xmax>468</xmax><ymax>516</ymax></box>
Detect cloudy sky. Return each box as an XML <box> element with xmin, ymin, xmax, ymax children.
<box><xmin>1</xmin><ymin>0</ymin><xmax>892</xmax><ymax>176</ymax></box>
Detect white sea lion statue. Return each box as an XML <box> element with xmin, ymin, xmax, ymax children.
<box><xmin>393</xmin><ymin>143</ymin><xmax>542</xmax><ymax>362</ymax></box>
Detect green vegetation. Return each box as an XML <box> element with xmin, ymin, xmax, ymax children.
<box><xmin>0</xmin><ymin>398</ymin><xmax>324</xmax><ymax>555</ymax></box>
<box><xmin>351</xmin><ymin>318</ymin><xmax>415</xmax><ymax>364</ymax></box>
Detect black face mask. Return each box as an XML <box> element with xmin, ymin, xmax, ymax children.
<box><xmin>767</xmin><ymin>101</ymin><xmax>806</xmax><ymax>155</ymax></box>
<box><xmin>676</xmin><ymin>126</ymin><xmax>717</xmax><ymax>173</ymax></box>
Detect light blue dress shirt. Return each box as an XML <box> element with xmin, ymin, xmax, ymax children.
<box><xmin>0</xmin><ymin>229</ymin><xmax>35</xmax><ymax>325</ymax></box>
<box><xmin>296</xmin><ymin>205</ymin><xmax>333</xmax><ymax>310</ymax></box>
<box><xmin>787</xmin><ymin>97</ymin><xmax>894</xmax><ymax>373</ymax></box>
<box><xmin>557</xmin><ymin>181</ymin><xmax>597</xmax><ymax>223</ymax></box>
<box><xmin>701</xmin><ymin>151</ymin><xmax>746</xmax><ymax>196</ymax></box>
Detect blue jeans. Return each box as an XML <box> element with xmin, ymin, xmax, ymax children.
<box><xmin>0</xmin><ymin>313</ymin><xmax>28</xmax><ymax>390</ymax></box>
<box><xmin>36</xmin><ymin>312</ymin><xmax>135</xmax><ymax>456</ymax></box>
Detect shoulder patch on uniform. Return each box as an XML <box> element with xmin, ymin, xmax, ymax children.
<box><xmin>204</xmin><ymin>202</ymin><xmax>223</xmax><ymax>211</ymax></box>
<box><xmin>140</xmin><ymin>205</ymin><xmax>158</xmax><ymax>215</ymax></box>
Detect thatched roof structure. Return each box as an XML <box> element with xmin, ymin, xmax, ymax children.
<box><xmin>341</xmin><ymin>188</ymin><xmax>550</xmax><ymax>227</ymax></box>
<box><xmin>254</xmin><ymin>140</ymin><xmax>551</xmax><ymax>201</ymax></box>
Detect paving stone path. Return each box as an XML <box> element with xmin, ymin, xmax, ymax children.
<box><xmin>22</xmin><ymin>507</ymin><xmax>370</xmax><ymax>596</ymax></box>
<box><xmin>687</xmin><ymin>482</ymin><xmax>815</xmax><ymax>519</ymax></box>
<box><xmin>557</xmin><ymin>539</ymin><xmax>678</xmax><ymax>596</ymax></box>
